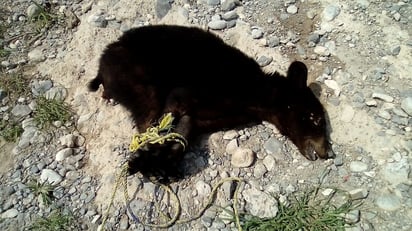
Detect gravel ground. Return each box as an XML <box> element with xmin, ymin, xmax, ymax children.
<box><xmin>1</xmin><ymin>0</ymin><xmax>411</xmax><ymax>230</ymax></box>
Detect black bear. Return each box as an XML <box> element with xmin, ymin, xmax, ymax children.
<box><xmin>88</xmin><ymin>25</ymin><xmax>334</xmax><ymax>182</ymax></box>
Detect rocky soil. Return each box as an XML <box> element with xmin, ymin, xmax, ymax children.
<box><xmin>1</xmin><ymin>0</ymin><xmax>411</xmax><ymax>230</ymax></box>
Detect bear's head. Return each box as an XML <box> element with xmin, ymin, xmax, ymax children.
<box><xmin>268</xmin><ymin>61</ymin><xmax>334</xmax><ymax>160</ymax></box>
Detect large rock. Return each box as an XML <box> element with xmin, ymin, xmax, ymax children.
<box><xmin>243</xmin><ymin>187</ymin><xmax>278</xmax><ymax>218</ymax></box>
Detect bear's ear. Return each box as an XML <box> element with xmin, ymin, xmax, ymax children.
<box><xmin>287</xmin><ymin>61</ymin><xmax>308</xmax><ymax>89</ymax></box>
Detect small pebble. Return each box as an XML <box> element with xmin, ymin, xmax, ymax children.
<box><xmin>365</xmin><ymin>100</ymin><xmax>377</xmax><ymax>107</ymax></box>
<box><xmin>257</xmin><ymin>55</ymin><xmax>273</xmax><ymax>67</ymax></box>
<box><xmin>323</xmin><ymin>4</ymin><xmax>341</xmax><ymax>21</ymax></box>
<box><xmin>400</xmin><ymin>97</ymin><xmax>412</xmax><ymax>116</ymax></box>
<box><xmin>225</xmin><ymin>139</ymin><xmax>238</xmax><ymax>154</ymax></box>
<box><xmin>346</xmin><ymin>210</ymin><xmax>360</xmax><ymax>224</ymax></box>
<box><xmin>349</xmin><ymin>188</ymin><xmax>369</xmax><ymax>200</ymax></box>
<box><xmin>222</xmin><ymin>11</ymin><xmax>238</xmax><ymax>21</ymax></box>
<box><xmin>372</xmin><ymin>92</ymin><xmax>394</xmax><ymax>103</ymax></box>
<box><xmin>223</xmin><ymin>130</ymin><xmax>238</xmax><ymax>140</ymax></box>
<box><xmin>251</xmin><ymin>28</ymin><xmax>264</xmax><ymax>39</ymax></box>
<box><xmin>322</xmin><ymin>188</ymin><xmax>335</xmax><ymax>196</ymax></box>
<box><xmin>208</xmin><ymin>20</ymin><xmax>227</xmax><ymax>30</ymax></box>
<box><xmin>267</xmin><ymin>36</ymin><xmax>280</xmax><ymax>47</ymax></box>
<box><xmin>314</xmin><ymin>46</ymin><xmax>330</xmax><ymax>56</ymax></box>
<box><xmin>231</xmin><ymin>148</ymin><xmax>255</xmax><ymax>168</ymax></box>
<box><xmin>350</xmin><ymin>161</ymin><xmax>368</xmax><ymax>172</ymax></box>
<box><xmin>391</xmin><ymin>45</ymin><xmax>401</xmax><ymax>56</ymax></box>
<box><xmin>286</xmin><ymin>5</ymin><xmax>298</xmax><ymax>14</ymax></box>
<box><xmin>1</xmin><ymin>209</ymin><xmax>19</xmax><ymax>219</ymax></box>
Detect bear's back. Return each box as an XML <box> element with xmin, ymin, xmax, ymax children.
<box><xmin>106</xmin><ymin>25</ymin><xmax>265</xmax><ymax>89</ymax></box>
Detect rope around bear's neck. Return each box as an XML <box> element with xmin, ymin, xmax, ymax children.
<box><xmin>100</xmin><ymin>113</ymin><xmax>244</xmax><ymax>230</ymax></box>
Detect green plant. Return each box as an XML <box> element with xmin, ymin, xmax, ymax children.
<box><xmin>29</xmin><ymin>1</ymin><xmax>58</xmax><ymax>33</ymax></box>
<box><xmin>0</xmin><ymin>38</ymin><xmax>9</xmax><ymax>58</ymax></box>
<box><xmin>0</xmin><ymin>9</ymin><xmax>10</xmax><ymax>58</ymax></box>
<box><xmin>0</xmin><ymin>120</ymin><xmax>23</xmax><ymax>142</ymax></box>
<box><xmin>28</xmin><ymin>208</ymin><xmax>75</xmax><ymax>231</ymax></box>
<box><xmin>0</xmin><ymin>72</ymin><xmax>31</xmax><ymax>100</ymax></box>
<box><xmin>33</xmin><ymin>96</ymin><xmax>72</xmax><ymax>129</ymax></box>
<box><xmin>27</xmin><ymin>180</ymin><xmax>56</xmax><ymax>206</ymax></box>
<box><xmin>0</xmin><ymin>35</ymin><xmax>10</xmax><ymax>58</ymax></box>
<box><xmin>239</xmin><ymin>187</ymin><xmax>361</xmax><ymax>231</ymax></box>
<box><xmin>0</xmin><ymin>48</ymin><xmax>10</xmax><ymax>58</ymax></box>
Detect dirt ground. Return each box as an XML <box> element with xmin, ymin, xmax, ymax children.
<box><xmin>2</xmin><ymin>0</ymin><xmax>411</xmax><ymax>230</ymax></box>
<box><xmin>35</xmin><ymin>0</ymin><xmax>295</xmax><ymax>205</ymax></box>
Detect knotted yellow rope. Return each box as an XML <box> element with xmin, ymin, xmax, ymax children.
<box><xmin>129</xmin><ymin>113</ymin><xmax>187</xmax><ymax>152</ymax></box>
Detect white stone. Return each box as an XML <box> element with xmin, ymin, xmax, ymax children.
<box><xmin>345</xmin><ymin>210</ymin><xmax>360</xmax><ymax>224</ymax></box>
<box><xmin>349</xmin><ymin>161</ymin><xmax>368</xmax><ymax>172</ymax></box>
<box><xmin>365</xmin><ymin>100</ymin><xmax>377</xmax><ymax>107</ymax></box>
<box><xmin>11</xmin><ymin>104</ymin><xmax>32</xmax><ymax>117</ymax></box>
<box><xmin>225</xmin><ymin>139</ymin><xmax>238</xmax><ymax>155</ymax></box>
<box><xmin>262</xmin><ymin>155</ymin><xmax>276</xmax><ymax>171</ymax></box>
<box><xmin>363</xmin><ymin>171</ymin><xmax>376</xmax><ymax>177</ymax></box>
<box><xmin>323</xmin><ymin>4</ymin><xmax>341</xmax><ymax>21</ymax></box>
<box><xmin>349</xmin><ymin>188</ymin><xmax>368</xmax><ymax>200</ymax></box>
<box><xmin>55</xmin><ymin>148</ymin><xmax>73</xmax><ymax>161</ymax></box>
<box><xmin>286</xmin><ymin>5</ymin><xmax>298</xmax><ymax>14</ymax></box>
<box><xmin>26</xmin><ymin>4</ymin><xmax>41</xmax><ymax>18</ymax></box>
<box><xmin>314</xmin><ymin>46</ymin><xmax>329</xmax><ymax>56</ymax></box>
<box><xmin>195</xmin><ymin>180</ymin><xmax>211</xmax><ymax>197</ymax></box>
<box><xmin>253</xmin><ymin>163</ymin><xmax>267</xmax><ymax>178</ymax></box>
<box><xmin>242</xmin><ymin>187</ymin><xmax>278</xmax><ymax>218</ymax></box>
<box><xmin>251</xmin><ymin>28</ymin><xmax>264</xmax><ymax>39</ymax></box>
<box><xmin>321</xmin><ymin>188</ymin><xmax>335</xmax><ymax>196</ymax></box>
<box><xmin>400</xmin><ymin>97</ymin><xmax>412</xmax><ymax>116</ymax></box>
<box><xmin>208</xmin><ymin>20</ymin><xmax>227</xmax><ymax>30</ymax></box>
<box><xmin>231</xmin><ymin>148</ymin><xmax>255</xmax><ymax>168</ymax></box>
<box><xmin>223</xmin><ymin>130</ymin><xmax>238</xmax><ymax>140</ymax></box>
<box><xmin>28</xmin><ymin>48</ymin><xmax>45</xmax><ymax>62</ymax></box>
<box><xmin>59</xmin><ymin>134</ymin><xmax>76</xmax><ymax>148</ymax></box>
<box><xmin>378</xmin><ymin>110</ymin><xmax>391</xmax><ymax>120</ymax></box>
<box><xmin>40</xmin><ymin>169</ymin><xmax>63</xmax><ymax>185</ymax></box>
<box><xmin>324</xmin><ymin>79</ymin><xmax>340</xmax><ymax>96</ymax></box>
<box><xmin>1</xmin><ymin>208</ymin><xmax>19</xmax><ymax>219</ymax></box>
<box><xmin>372</xmin><ymin>93</ymin><xmax>394</xmax><ymax>103</ymax></box>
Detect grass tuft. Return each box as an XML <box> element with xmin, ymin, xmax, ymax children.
<box><xmin>0</xmin><ymin>72</ymin><xmax>31</xmax><ymax>100</ymax></box>
<box><xmin>33</xmin><ymin>96</ymin><xmax>72</xmax><ymax>129</ymax></box>
<box><xmin>28</xmin><ymin>208</ymin><xmax>75</xmax><ymax>231</ymax></box>
<box><xmin>239</xmin><ymin>186</ymin><xmax>361</xmax><ymax>231</ymax></box>
<box><xmin>0</xmin><ymin>44</ymin><xmax>10</xmax><ymax>58</ymax></box>
<box><xmin>0</xmin><ymin>120</ymin><xmax>23</xmax><ymax>142</ymax></box>
<box><xmin>29</xmin><ymin>1</ymin><xmax>58</xmax><ymax>33</ymax></box>
<box><xmin>0</xmin><ymin>8</ymin><xmax>10</xmax><ymax>58</ymax></box>
<box><xmin>27</xmin><ymin>180</ymin><xmax>56</xmax><ymax>206</ymax></box>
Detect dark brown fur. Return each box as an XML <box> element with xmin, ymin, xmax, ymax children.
<box><xmin>88</xmin><ymin>25</ymin><xmax>334</xmax><ymax>182</ymax></box>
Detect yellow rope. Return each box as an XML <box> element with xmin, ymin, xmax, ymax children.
<box><xmin>129</xmin><ymin>113</ymin><xmax>187</xmax><ymax>152</ymax></box>
<box><xmin>99</xmin><ymin>164</ymin><xmax>129</xmax><ymax>231</ymax></box>
<box><xmin>101</xmin><ymin>165</ymin><xmax>243</xmax><ymax>230</ymax></box>
<box><xmin>125</xmin><ymin>177</ymin><xmax>243</xmax><ymax>229</ymax></box>
<box><xmin>100</xmin><ymin>113</ymin><xmax>244</xmax><ymax>230</ymax></box>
